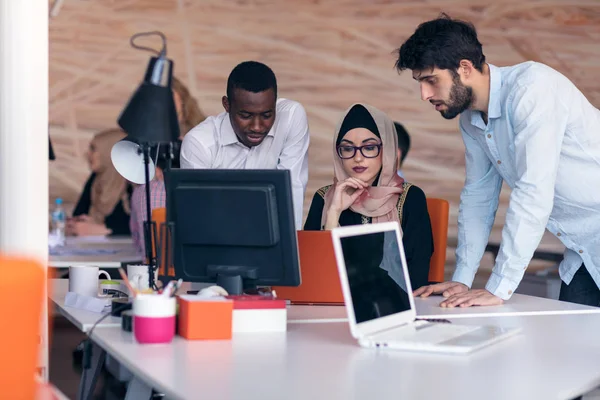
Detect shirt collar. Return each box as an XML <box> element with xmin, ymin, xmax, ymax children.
<box><xmin>487</xmin><ymin>63</ymin><xmax>502</xmax><ymax>119</ymax></box>
<box><xmin>468</xmin><ymin>64</ymin><xmax>502</xmax><ymax>129</ymax></box>
<box><xmin>220</xmin><ymin>108</ymin><xmax>278</xmax><ymax>146</ymax></box>
<box><xmin>221</xmin><ymin>116</ymin><xmax>239</xmax><ymax>146</ymax></box>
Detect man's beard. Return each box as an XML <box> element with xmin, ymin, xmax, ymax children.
<box><xmin>440</xmin><ymin>77</ymin><xmax>474</xmax><ymax>120</ymax></box>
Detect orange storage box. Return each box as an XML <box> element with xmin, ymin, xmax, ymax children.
<box><xmin>177</xmin><ymin>295</ymin><xmax>233</xmax><ymax>340</ymax></box>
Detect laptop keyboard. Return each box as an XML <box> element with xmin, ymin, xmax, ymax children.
<box><xmin>375</xmin><ymin>322</ymin><xmax>480</xmax><ymax>344</ymax></box>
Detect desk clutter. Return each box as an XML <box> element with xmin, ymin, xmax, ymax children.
<box><xmin>63</xmin><ymin>265</ymin><xmax>288</xmax><ymax>345</ymax></box>
<box><xmin>64</xmin><ymin>292</ymin><xmax>113</xmax><ymax>313</ymax></box>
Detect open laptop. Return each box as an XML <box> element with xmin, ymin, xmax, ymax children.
<box><xmin>273</xmin><ymin>231</ymin><xmax>344</xmax><ymax>305</ymax></box>
<box><xmin>331</xmin><ymin>222</ymin><xmax>520</xmax><ymax>354</ymax></box>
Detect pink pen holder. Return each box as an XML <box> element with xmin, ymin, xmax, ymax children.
<box><xmin>133</xmin><ymin>294</ymin><xmax>176</xmax><ymax>344</ymax></box>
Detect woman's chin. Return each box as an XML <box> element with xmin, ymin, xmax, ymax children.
<box><xmin>348</xmin><ymin>173</ymin><xmax>373</xmax><ymax>185</ymax></box>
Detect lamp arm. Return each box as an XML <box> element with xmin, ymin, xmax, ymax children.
<box><xmin>142</xmin><ymin>144</ymin><xmax>158</xmax><ymax>290</ymax></box>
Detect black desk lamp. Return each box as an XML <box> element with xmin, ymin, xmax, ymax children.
<box><xmin>114</xmin><ymin>31</ymin><xmax>180</xmax><ymax>290</ymax></box>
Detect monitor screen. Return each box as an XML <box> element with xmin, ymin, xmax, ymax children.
<box><xmin>165</xmin><ymin>168</ymin><xmax>301</xmax><ymax>294</ymax></box>
<box><xmin>339</xmin><ymin>229</ymin><xmax>411</xmax><ymax>323</ymax></box>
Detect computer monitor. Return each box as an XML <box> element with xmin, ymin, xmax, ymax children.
<box><xmin>164</xmin><ymin>168</ymin><xmax>301</xmax><ymax>295</ymax></box>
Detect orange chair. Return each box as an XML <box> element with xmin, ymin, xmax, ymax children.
<box><xmin>0</xmin><ymin>255</ymin><xmax>45</xmax><ymax>400</ymax></box>
<box><xmin>151</xmin><ymin>207</ymin><xmax>175</xmax><ymax>277</ymax></box>
<box><xmin>426</xmin><ymin>198</ymin><xmax>449</xmax><ymax>283</ymax></box>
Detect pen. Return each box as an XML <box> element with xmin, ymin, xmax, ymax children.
<box><xmin>171</xmin><ymin>279</ymin><xmax>183</xmax><ymax>297</ymax></box>
<box><xmin>162</xmin><ymin>280</ymin><xmax>175</xmax><ymax>297</ymax></box>
<box><xmin>118</xmin><ymin>267</ymin><xmax>137</xmax><ymax>298</ymax></box>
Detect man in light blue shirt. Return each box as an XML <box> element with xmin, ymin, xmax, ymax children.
<box><xmin>395</xmin><ymin>14</ymin><xmax>600</xmax><ymax>308</ymax></box>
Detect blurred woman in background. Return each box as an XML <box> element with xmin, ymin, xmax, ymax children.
<box><xmin>67</xmin><ymin>128</ymin><xmax>132</xmax><ymax>236</ymax></box>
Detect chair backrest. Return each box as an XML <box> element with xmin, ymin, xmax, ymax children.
<box><xmin>426</xmin><ymin>198</ymin><xmax>449</xmax><ymax>283</ymax></box>
<box><xmin>151</xmin><ymin>207</ymin><xmax>175</xmax><ymax>277</ymax></box>
<box><xmin>0</xmin><ymin>255</ymin><xmax>45</xmax><ymax>399</ymax></box>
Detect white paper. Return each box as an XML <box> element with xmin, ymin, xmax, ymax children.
<box><xmin>49</xmin><ymin>247</ymin><xmax>119</xmax><ymax>256</ymax></box>
<box><xmin>64</xmin><ymin>292</ymin><xmax>112</xmax><ymax>313</ymax></box>
<box><xmin>65</xmin><ymin>235</ymin><xmax>132</xmax><ymax>245</ymax></box>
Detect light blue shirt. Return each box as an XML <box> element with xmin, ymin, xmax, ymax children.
<box><xmin>452</xmin><ymin>62</ymin><xmax>600</xmax><ymax>300</ymax></box>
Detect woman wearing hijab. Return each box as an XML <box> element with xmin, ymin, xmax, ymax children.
<box><xmin>67</xmin><ymin>128</ymin><xmax>132</xmax><ymax>236</ymax></box>
<box><xmin>304</xmin><ymin>103</ymin><xmax>433</xmax><ymax>291</ymax></box>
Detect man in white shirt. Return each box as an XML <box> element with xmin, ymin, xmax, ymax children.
<box><xmin>395</xmin><ymin>14</ymin><xmax>600</xmax><ymax>308</ymax></box>
<box><xmin>180</xmin><ymin>61</ymin><xmax>310</xmax><ymax>228</ymax></box>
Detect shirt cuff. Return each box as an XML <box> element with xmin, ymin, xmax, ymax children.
<box><xmin>485</xmin><ymin>271</ymin><xmax>518</xmax><ymax>300</ymax></box>
<box><xmin>451</xmin><ymin>266</ymin><xmax>477</xmax><ymax>289</ymax></box>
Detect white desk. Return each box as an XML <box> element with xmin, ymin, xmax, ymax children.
<box><xmin>50</xmin><ymin>278</ymin><xmax>350</xmax><ymax>399</ymax></box>
<box><xmin>49</xmin><ymin>236</ymin><xmax>141</xmax><ymax>268</ymax></box>
<box><xmin>416</xmin><ymin>293</ymin><xmax>600</xmax><ymax>318</ymax></box>
<box><xmin>54</xmin><ymin>276</ymin><xmax>600</xmax><ymax>399</ymax></box>
<box><xmin>287</xmin><ymin>305</ymin><xmax>346</xmax><ymax>323</ymax></box>
<box><xmin>276</xmin><ymin>293</ymin><xmax>600</xmax><ymax>324</ymax></box>
<box><xmin>89</xmin><ymin>311</ymin><xmax>600</xmax><ymax>400</ymax></box>
<box><xmin>50</xmin><ymin>278</ymin><xmax>126</xmax><ymax>399</ymax></box>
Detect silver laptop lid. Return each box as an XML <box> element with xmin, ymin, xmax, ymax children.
<box><xmin>332</xmin><ymin>222</ymin><xmax>417</xmax><ymax>338</ymax></box>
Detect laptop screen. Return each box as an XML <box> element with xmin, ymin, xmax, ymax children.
<box><xmin>339</xmin><ymin>229</ymin><xmax>412</xmax><ymax>323</ymax></box>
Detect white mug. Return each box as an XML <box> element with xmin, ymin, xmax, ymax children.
<box><xmin>69</xmin><ymin>265</ymin><xmax>110</xmax><ymax>298</ymax></box>
<box><xmin>127</xmin><ymin>264</ymin><xmax>157</xmax><ymax>294</ymax></box>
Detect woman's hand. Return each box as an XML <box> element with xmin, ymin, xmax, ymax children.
<box><xmin>324</xmin><ymin>178</ymin><xmax>369</xmax><ymax>229</ymax></box>
<box><xmin>66</xmin><ymin>215</ymin><xmax>112</xmax><ymax>236</ymax></box>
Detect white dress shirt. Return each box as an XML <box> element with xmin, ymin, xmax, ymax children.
<box><xmin>453</xmin><ymin>62</ymin><xmax>600</xmax><ymax>300</ymax></box>
<box><xmin>180</xmin><ymin>98</ymin><xmax>310</xmax><ymax>228</ymax></box>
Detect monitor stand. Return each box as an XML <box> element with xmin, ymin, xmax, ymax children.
<box><xmin>216</xmin><ymin>275</ymin><xmax>244</xmax><ymax>295</ymax></box>
<box><xmin>208</xmin><ymin>265</ymin><xmax>258</xmax><ymax>295</ymax></box>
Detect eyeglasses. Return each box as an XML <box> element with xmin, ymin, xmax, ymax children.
<box><xmin>336</xmin><ymin>143</ymin><xmax>382</xmax><ymax>159</ymax></box>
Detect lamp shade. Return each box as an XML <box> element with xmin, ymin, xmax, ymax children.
<box><xmin>111</xmin><ymin>138</ymin><xmax>156</xmax><ymax>184</ymax></box>
<box><xmin>117</xmin><ymin>56</ymin><xmax>180</xmax><ymax>144</ymax></box>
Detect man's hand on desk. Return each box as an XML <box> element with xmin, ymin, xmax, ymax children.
<box><xmin>413</xmin><ymin>281</ymin><xmax>469</xmax><ymax>298</ymax></box>
<box><xmin>439</xmin><ymin>289</ymin><xmax>504</xmax><ymax>308</ymax></box>
<box><xmin>413</xmin><ymin>282</ymin><xmax>503</xmax><ymax>308</ymax></box>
